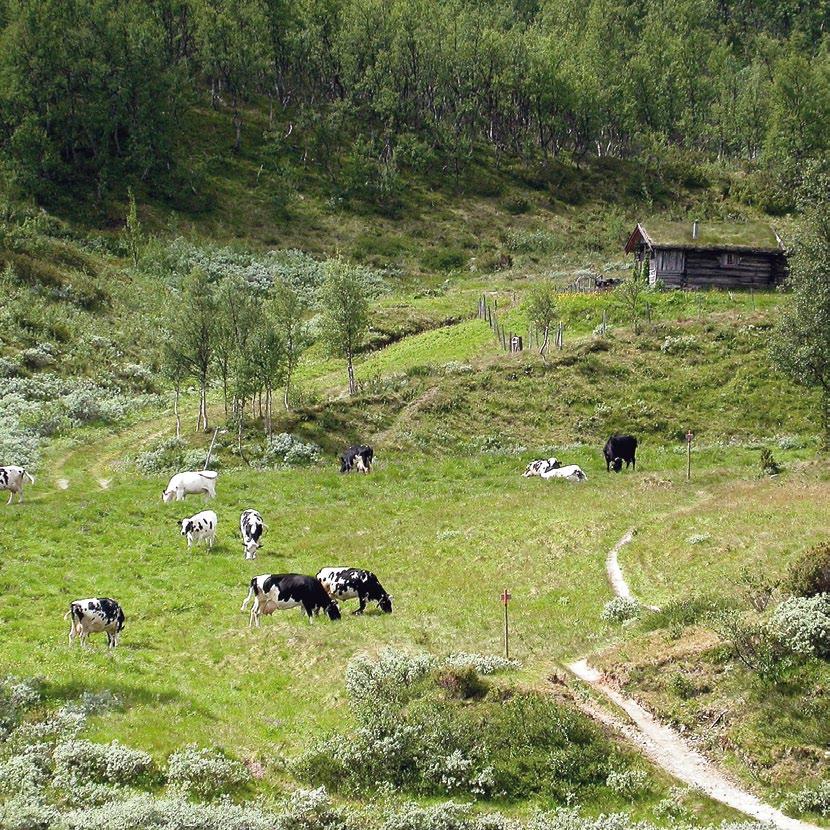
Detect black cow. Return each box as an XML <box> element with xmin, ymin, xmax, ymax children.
<box><xmin>316</xmin><ymin>567</ymin><xmax>393</xmax><ymax>614</ymax></box>
<box><xmin>340</xmin><ymin>445</ymin><xmax>374</xmax><ymax>474</ymax></box>
<box><xmin>604</xmin><ymin>434</ymin><xmax>638</xmax><ymax>472</ymax></box>
<box><xmin>240</xmin><ymin>574</ymin><xmax>341</xmax><ymax>626</ymax></box>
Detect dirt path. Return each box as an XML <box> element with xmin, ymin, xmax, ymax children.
<box><xmin>568</xmin><ymin>658</ymin><xmax>819</xmax><ymax>830</ymax></box>
<box><xmin>566</xmin><ymin>531</ymin><xmax>820</xmax><ymax>830</ymax></box>
<box><xmin>605</xmin><ymin>527</ymin><xmax>660</xmax><ymax>611</ymax></box>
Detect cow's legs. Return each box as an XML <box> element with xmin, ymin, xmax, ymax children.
<box><xmin>6</xmin><ymin>491</ymin><xmax>13</xmax><ymax>505</ymax></box>
<box><xmin>302</xmin><ymin>602</ymin><xmax>315</xmax><ymax>622</ymax></box>
<box><xmin>353</xmin><ymin>596</ymin><xmax>366</xmax><ymax>615</ymax></box>
<box><xmin>68</xmin><ymin>622</ymin><xmax>76</xmax><ymax>646</ymax></box>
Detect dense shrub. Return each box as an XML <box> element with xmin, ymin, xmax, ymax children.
<box><xmin>769</xmin><ymin>595</ymin><xmax>830</xmax><ymax>658</ymax></box>
<box><xmin>252</xmin><ymin>433</ymin><xmax>321</xmax><ymax>468</ymax></box>
<box><xmin>601</xmin><ymin>597</ymin><xmax>641</xmax><ymax>624</ymax></box>
<box><xmin>505</xmin><ymin>229</ymin><xmax>556</xmax><ymax>254</ymax></box>
<box><xmin>709</xmin><ymin>610</ymin><xmax>795</xmax><ymax>680</ymax></box>
<box><xmin>605</xmin><ymin>769</ymin><xmax>649</xmax><ymax>799</ymax></box>
<box><xmin>133</xmin><ymin>437</ymin><xmax>188</xmax><ymax>474</ymax></box>
<box><xmin>785</xmin><ymin>543</ymin><xmax>830</xmax><ymax>598</ymax></box>
<box><xmin>53</xmin><ymin>740</ymin><xmax>154</xmax><ymax>787</ymax></box>
<box><xmin>298</xmin><ymin>649</ymin><xmax>619</xmax><ymax>802</ymax></box>
<box><xmin>785</xmin><ymin>781</ymin><xmax>830</xmax><ymax>817</ymax></box>
<box><xmin>166</xmin><ymin>745</ymin><xmax>249</xmax><ymax>799</ymax></box>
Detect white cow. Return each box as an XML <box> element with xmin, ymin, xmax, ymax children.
<box><xmin>65</xmin><ymin>598</ymin><xmax>125</xmax><ymax>649</ymax></box>
<box><xmin>540</xmin><ymin>464</ymin><xmax>588</xmax><ymax>482</ymax></box>
<box><xmin>240</xmin><ymin>509</ymin><xmax>266</xmax><ymax>560</ymax></box>
<box><xmin>0</xmin><ymin>466</ymin><xmax>35</xmax><ymax>505</ymax></box>
<box><xmin>522</xmin><ymin>458</ymin><xmax>561</xmax><ymax>477</ymax></box>
<box><xmin>162</xmin><ymin>470</ymin><xmax>218</xmax><ymax>503</ymax></box>
<box><xmin>179</xmin><ymin>510</ymin><xmax>218</xmax><ymax>548</ymax></box>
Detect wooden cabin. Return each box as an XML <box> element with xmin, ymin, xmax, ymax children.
<box><xmin>624</xmin><ymin>220</ymin><xmax>787</xmax><ymax>290</ymax></box>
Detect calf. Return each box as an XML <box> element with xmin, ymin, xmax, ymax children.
<box><xmin>65</xmin><ymin>598</ymin><xmax>125</xmax><ymax>649</ymax></box>
<box><xmin>603</xmin><ymin>434</ymin><xmax>638</xmax><ymax>472</ymax></box>
<box><xmin>522</xmin><ymin>458</ymin><xmax>561</xmax><ymax>477</ymax></box>
<box><xmin>162</xmin><ymin>470</ymin><xmax>218</xmax><ymax>503</ymax></box>
<box><xmin>540</xmin><ymin>464</ymin><xmax>588</xmax><ymax>482</ymax></box>
<box><xmin>241</xmin><ymin>574</ymin><xmax>341</xmax><ymax>627</ymax></box>
<box><xmin>0</xmin><ymin>466</ymin><xmax>35</xmax><ymax>505</ymax></box>
<box><xmin>340</xmin><ymin>445</ymin><xmax>374</xmax><ymax>474</ymax></box>
<box><xmin>317</xmin><ymin>567</ymin><xmax>393</xmax><ymax>614</ymax></box>
<box><xmin>240</xmin><ymin>509</ymin><xmax>266</xmax><ymax>560</ymax></box>
<box><xmin>179</xmin><ymin>510</ymin><xmax>217</xmax><ymax>548</ymax></box>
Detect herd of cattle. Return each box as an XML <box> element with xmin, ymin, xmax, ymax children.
<box><xmin>1</xmin><ymin>435</ymin><xmax>636</xmax><ymax>649</ymax></box>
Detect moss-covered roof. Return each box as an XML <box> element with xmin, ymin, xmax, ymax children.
<box><xmin>626</xmin><ymin>220</ymin><xmax>783</xmax><ymax>253</ymax></box>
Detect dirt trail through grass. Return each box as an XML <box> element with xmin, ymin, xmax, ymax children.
<box><xmin>568</xmin><ymin>532</ymin><xmax>820</xmax><ymax>830</ymax></box>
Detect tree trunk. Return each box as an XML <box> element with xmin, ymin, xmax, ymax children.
<box><xmin>822</xmin><ymin>384</ymin><xmax>830</xmax><ymax>453</ymax></box>
<box><xmin>284</xmin><ymin>380</ymin><xmax>291</xmax><ymax>411</ymax></box>
<box><xmin>347</xmin><ymin>354</ymin><xmax>357</xmax><ymax>396</ymax></box>
<box><xmin>539</xmin><ymin>324</ymin><xmax>550</xmax><ymax>364</ymax></box>
<box><xmin>266</xmin><ymin>386</ymin><xmax>272</xmax><ymax>437</ymax></box>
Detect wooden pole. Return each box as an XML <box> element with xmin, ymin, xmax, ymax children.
<box><xmin>204</xmin><ymin>427</ymin><xmax>219</xmax><ymax>471</ymax></box>
<box><xmin>501</xmin><ymin>588</ymin><xmax>511</xmax><ymax>659</ymax></box>
<box><xmin>686</xmin><ymin>430</ymin><xmax>693</xmax><ymax>481</ymax></box>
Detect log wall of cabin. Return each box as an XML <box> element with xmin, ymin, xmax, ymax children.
<box><xmin>653</xmin><ymin>248</ymin><xmax>782</xmax><ymax>289</ymax></box>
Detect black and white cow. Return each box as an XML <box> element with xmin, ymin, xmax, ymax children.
<box><xmin>179</xmin><ymin>510</ymin><xmax>218</xmax><ymax>548</ymax></box>
<box><xmin>241</xmin><ymin>574</ymin><xmax>341</xmax><ymax>627</ymax></box>
<box><xmin>522</xmin><ymin>457</ymin><xmax>561</xmax><ymax>477</ymax></box>
<box><xmin>540</xmin><ymin>464</ymin><xmax>588</xmax><ymax>482</ymax></box>
<box><xmin>0</xmin><ymin>466</ymin><xmax>35</xmax><ymax>505</ymax></box>
<box><xmin>65</xmin><ymin>598</ymin><xmax>125</xmax><ymax>649</ymax></box>
<box><xmin>340</xmin><ymin>445</ymin><xmax>374</xmax><ymax>474</ymax></box>
<box><xmin>603</xmin><ymin>434</ymin><xmax>638</xmax><ymax>472</ymax></box>
<box><xmin>316</xmin><ymin>567</ymin><xmax>393</xmax><ymax>614</ymax></box>
<box><xmin>240</xmin><ymin>509</ymin><xmax>266</xmax><ymax>560</ymax></box>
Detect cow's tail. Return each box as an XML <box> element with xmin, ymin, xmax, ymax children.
<box><xmin>24</xmin><ymin>471</ymin><xmax>35</xmax><ymax>485</ymax></box>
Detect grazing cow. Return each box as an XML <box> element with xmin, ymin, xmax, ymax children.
<box><xmin>522</xmin><ymin>458</ymin><xmax>561</xmax><ymax>477</ymax></box>
<box><xmin>0</xmin><ymin>466</ymin><xmax>35</xmax><ymax>505</ymax></box>
<box><xmin>240</xmin><ymin>509</ymin><xmax>266</xmax><ymax>560</ymax></box>
<box><xmin>241</xmin><ymin>574</ymin><xmax>341</xmax><ymax>627</ymax></box>
<box><xmin>603</xmin><ymin>434</ymin><xmax>638</xmax><ymax>472</ymax></box>
<box><xmin>340</xmin><ymin>445</ymin><xmax>374</xmax><ymax>474</ymax></box>
<box><xmin>317</xmin><ymin>567</ymin><xmax>393</xmax><ymax>614</ymax></box>
<box><xmin>65</xmin><ymin>598</ymin><xmax>125</xmax><ymax>649</ymax></box>
<box><xmin>179</xmin><ymin>510</ymin><xmax>218</xmax><ymax>548</ymax></box>
<box><xmin>540</xmin><ymin>464</ymin><xmax>588</xmax><ymax>482</ymax></box>
<box><xmin>162</xmin><ymin>470</ymin><xmax>218</xmax><ymax>502</ymax></box>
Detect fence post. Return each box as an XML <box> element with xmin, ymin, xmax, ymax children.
<box><xmin>517</xmin><ymin>335</ymin><xmax>523</xmax><ymax>352</ymax></box>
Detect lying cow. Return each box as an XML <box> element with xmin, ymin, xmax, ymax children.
<box><xmin>540</xmin><ymin>464</ymin><xmax>588</xmax><ymax>482</ymax></box>
<box><xmin>163</xmin><ymin>470</ymin><xmax>218</xmax><ymax>502</ymax></box>
<box><xmin>240</xmin><ymin>509</ymin><xmax>266</xmax><ymax>560</ymax></box>
<box><xmin>340</xmin><ymin>445</ymin><xmax>373</xmax><ymax>473</ymax></box>
<box><xmin>241</xmin><ymin>574</ymin><xmax>341</xmax><ymax>627</ymax></box>
<box><xmin>317</xmin><ymin>567</ymin><xmax>393</xmax><ymax>615</ymax></box>
<box><xmin>522</xmin><ymin>458</ymin><xmax>561</xmax><ymax>477</ymax></box>
<box><xmin>604</xmin><ymin>434</ymin><xmax>638</xmax><ymax>472</ymax></box>
<box><xmin>65</xmin><ymin>598</ymin><xmax>125</xmax><ymax>649</ymax></box>
<box><xmin>179</xmin><ymin>510</ymin><xmax>217</xmax><ymax>548</ymax></box>
<box><xmin>0</xmin><ymin>466</ymin><xmax>35</xmax><ymax>505</ymax></box>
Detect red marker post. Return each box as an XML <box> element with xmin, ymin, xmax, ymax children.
<box><xmin>501</xmin><ymin>588</ymin><xmax>512</xmax><ymax>659</ymax></box>
<box><xmin>686</xmin><ymin>430</ymin><xmax>694</xmax><ymax>481</ymax></box>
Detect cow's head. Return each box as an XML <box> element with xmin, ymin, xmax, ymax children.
<box><xmin>378</xmin><ymin>594</ymin><xmax>393</xmax><ymax>614</ymax></box>
<box><xmin>325</xmin><ymin>601</ymin><xmax>342</xmax><ymax>621</ymax></box>
<box><xmin>244</xmin><ymin>540</ymin><xmax>260</xmax><ymax>559</ymax></box>
<box><xmin>612</xmin><ymin>457</ymin><xmax>623</xmax><ymax>473</ymax></box>
<box><xmin>547</xmin><ymin>457</ymin><xmax>561</xmax><ymax>470</ymax></box>
<box><xmin>180</xmin><ymin>520</ymin><xmax>193</xmax><ymax>536</ymax></box>
<box><xmin>162</xmin><ymin>489</ymin><xmax>175</xmax><ymax>503</ymax></box>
